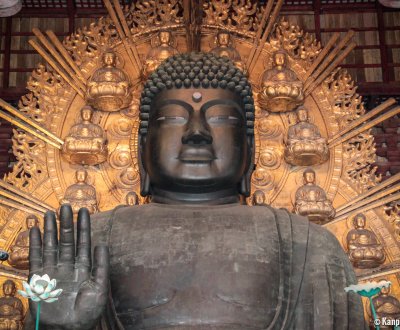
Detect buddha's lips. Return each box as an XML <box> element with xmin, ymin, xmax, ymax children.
<box><xmin>178</xmin><ymin>146</ymin><xmax>216</xmax><ymax>163</ymax></box>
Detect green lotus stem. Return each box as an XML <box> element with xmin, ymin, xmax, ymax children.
<box><xmin>369</xmin><ymin>296</ymin><xmax>379</xmax><ymax>330</ymax></box>
<box><xmin>35</xmin><ymin>301</ymin><xmax>41</xmax><ymax>330</ymax></box>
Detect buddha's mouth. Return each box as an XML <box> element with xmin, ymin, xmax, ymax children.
<box><xmin>178</xmin><ymin>146</ymin><xmax>216</xmax><ymax>163</ymax></box>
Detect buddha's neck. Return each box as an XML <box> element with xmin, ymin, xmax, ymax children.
<box><xmin>151</xmin><ymin>186</ymin><xmax>241</xmax><ymax>205</ymax></box>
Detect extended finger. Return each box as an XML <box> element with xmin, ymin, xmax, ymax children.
<box><xmin>29</xmin><ymin>226</ymin><xmax>42</xmax><ymax>274</ymax></box>
<box><xmin>76</xmin><ymin>208</ymin><xmax>91</xmax><ymax>273</ymax></box>
<box><xmin>92</xmin><ymin>245</ymin><xmax>109</xmax><ymax>289</ymax></box>
<box><xmin>43</xmin><ymin>211</ymin><xmax>58</xmax><ymax>268</ymax></box>
<box><xmin>59</xmin><ymin>204</ymin><xmax>75</xmax><ymax>265</ymax></box>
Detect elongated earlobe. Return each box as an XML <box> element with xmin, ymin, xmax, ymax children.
<box><xmin>140</xmin><ymin>172</ymin><xmax>151</xmax><ymax>196</ymax></box>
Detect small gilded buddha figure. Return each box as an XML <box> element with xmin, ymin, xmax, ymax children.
<box><xmin>284</xmin><ymin>106</ymin><xmax>329</xmax><ymax>166</ymax></box>
<box><xmin>371</xmin><ymin>283</ymin><xmax>400</xmax><ymax>329</ymax></box>
<box><xmin>346</xmin><ymin>213</ymin><xmax>385</xmax><ymax>269</ymax></box>
<box><xmin>294</xmin><ymin>168</ymin><xmax>335</xmax><ymax>224</ymax></box>
<box><xmin>62</xmin><ymin>106</ymin><xmax>108</xmax><ymax>166</ymax></box>
<box><xmin>8</xmin><ymin>214</ymin><xmax>39</xmax><ymax>270</ymax></box>
<box><xmin>0</xmin><ymin>280</ymin><xmax>23</xmax><ymax>330</ymax></box>
<box><xmin>210</xmin><ymin>31</ymin><xmax>245</xmax><ymax>72</ymax></box>
<box><xmin>86</xmin><ymin>50</ymin><xmax>132</xmax><ymax>112</ymax></box>
<box><xmin>258</xmin><ymin>50</ymin><xmax>304</xmax><ymax>113</ymax></box>
<box><xmin>143</xmin><ymin>30</ymin><xmax>179</xmax><ymax>78</ymax></box>
<box><xmin>125</xmin><ymin>191</ymin><xmax>139</xmax><ymax>206</ymax></box>
<box><xmin>61</xmin><ymin>168</ymin><xmax>98</xmax><ymax>215</ymax></box>
<box><xmin>252</xmin><ymin>190</ymin><xmax>267</xmax><ymax>206</ymax></box>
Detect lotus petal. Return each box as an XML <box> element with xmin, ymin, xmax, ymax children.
<box><xmin>29</xmin><ymin>274</ymin><xmax>41</xmax><ymax>287</ymax></box>
<box><xmin>30</xmin><ymin>295</ymin><xmax>41</xmax><ymax>302</ymax></box>
<box><xmin>43</xmin><ymin>279</ymin><xmax>56</xmax><ymax>294</ymax></box>
<box><xmin>43</xmin><ymin>297</ymin><xmax>58</xmax><ymax>303</ymax></box>
<box><xmin>41</xmin><ymin>274</ymin><xmax>51</xmax><ymax>283</ymax></box>
<box><xmin>17</xmin><ymin>290</ymin><xmax>29</xmax><ymax>298</ymax></box>
<box><xmin>36</xmin><ymin>279</ymin><xmax>48</xmax><ymax>288</ymax></box>
<box><xmin>39</xmin><ymin>292</ymin><xmax>51</xmax><ymax>300</ymax></box>
<box><xmin>48</xmin><ymin>289</ymin><xmax>63</xmax><ymax>298</ymax></box>
<box><xmin>23</xmin><ymin>282</ymin><xmax>35</xmax><ymax>297</ymax></box>
<box><xmin>33</xmin><ymin>284</ymin><xmax>45</xmax><ymax>295</ymax></box>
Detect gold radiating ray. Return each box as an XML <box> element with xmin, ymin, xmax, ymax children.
<box><xmin>0</xmin><ymin>188</ymin><xmax>48</xmax><ymax>214</ymax></box>
<box><xmin>103</xmin><ymin>0</ymin><xmax>142</xmax><ymax>75</ymax></box>
<box><xmin>29</xmin><ymin>39</ymin><xmax>85</xmax><ymax>98</ymax></box>
<box><xmin>304</xmin><ymin>30</ymin><xmax>355</xmax><ymax>91</ymax></box>
<box><xmin>0</xmin><ymin>181</ymin><xmax>54</xmax><ymax>212</ymax></box>
<box><xmin>245</xmin><ymin>0</ymin><xmax>274</xmax><ymax>70</ymax></box>
<box><xmin>0</xmin><ymin>197</ymin><xmax>45</xmax><ymax>216</ymax></box>
<box><xmin>45</xmin><ymin>30</ymin><xmax>86</xmax><ymax>83</ymax></box>
<box><xmin>0</xmin><ymin>99</ymin><xmax>63</xmax><ymax>149</ymax></box>
<box><xmin>336</xmin><ymin>172</ymin><xmax>400</xmax><ymax>214</ymax></box>
<box><xmin>329</xmin><ymin>105</ymin><xmax>400</xmax><ymax>148</ymax></box>
<box><xmin>328</xmin><ymin>98</ymin><xmax>396</xmax><ymax>144</ymax></box>
<box><xmin>328</xmin><ymin>191</ymin><xmax>400</xmax><ymax>225</ymax></box>
<box><xmin>248</xmin><ymin>0</ymin><xmax>284</xmax><ymax>75</ymax></box>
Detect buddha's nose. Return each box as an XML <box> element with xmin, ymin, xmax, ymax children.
<box><xmin>182</xmin><ymin>117</ymin><xmax>212</xmax><ymax>145</ymax></box>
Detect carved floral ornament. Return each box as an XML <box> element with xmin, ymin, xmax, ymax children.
<box><xmin>0</xmin><ymin>0</ymin><xmax>399</xmax><ymax>322</ymax></box>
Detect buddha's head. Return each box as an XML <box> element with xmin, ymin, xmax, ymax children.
<box><xmin>3</xmin><ymin>280</ymin><xmax>15</xmax><ymax>297</ymax></box>
<box><xmin>380</xmin><ymin>281</ymin><xmax>391</xmax><ymax>295</ymax></box>
<box><xmin>303</xmin><ymin>168</ymin><xmax>316</xmax><ymax>185</ymax></box>
<box><xmin>252</xmin><ymin>190</ymin><xmax>265</xmax><ymax>205</ymax></box>
<box><xmin>273</xmin><ymin>50</ymin><xmax>288</xmax><ymax>69</ymax></box>
<box><xmin>353</xmin><ymin>213</ymin><xmax>366</xmax><ymax>229</ymax></box>
<box><xmin>103</xmin><ymin>51</ymin><xmax>117</xmax><ymax>67</ymax></box>
<box><xmin>139</xmin><ymin>52</ymin><xmax>254</xmax><ymax>203</ymax></box>
<box><xmin>297</xmin><ymin>106</ymin><xmax>308</xmax><ymax>123</ymax></box>
<box><xmin>217</xmin><ymin>31</ymin><xmax>230</xmax><ymax>47</ymax></box>
<box><xmin>81</xmin><ymin>106</ymin><xmax>93</xmax><ymax>122</ymax></box>
<box><xmin>26</xmin><ymin>214</ymin><xmax>39</xmax><ymax>230</ymax></box>
<box><xmin>159</xmin><ymin>31</ymin><xmax>172</xmax><ymax>45</ymax></box>
<box><xmin>76</xmin><ymin>168</ymin><xmax>88</xmax><ymax>183</ymax></box>
<box><xmin>126</xmin><ymin>191</ymin><xmax>139</xmax><ymax>206</ymax></box>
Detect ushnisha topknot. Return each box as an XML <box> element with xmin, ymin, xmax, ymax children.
<box><xmin>139</xmin><ymin>52</ymin><xmax>255</xmax><ymax>137</ymax></box>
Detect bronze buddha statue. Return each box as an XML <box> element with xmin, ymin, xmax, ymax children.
<box><xmin>86</xmin><ymin>50</ymin><xmax>132</xmax><ymax>112</ymax></box>
<box><xmin>27</xmin><ymin>53</ymin><xmax>364</xmax><ymax>329</ymax></box>
<box><xmin>294</xmin><ymin>168</ymin><xmax>336</xmax><ymax>224</ymax></box>
<box><xmin>8</xmin><ymin>214</ymin><xmax>39</xmax><ymax>270</ymax></box>
<box><xmin>62</xmin><ymin>106</ymin><xmax>108</xmax><ymax>166</ymax></box>
<box><xmin>0</xmin><ymin>280</ymin><xmax>23</xmax><ymax>330</ymax></box>
<box><xmin>371</xmin><ymin>283</ymin><xmax>400</xmax><ymax>329</ymax></box>
<box><xmin>143</xmin><ymin>31</ymin><xmax>179</xmax><ymax>79</ymax></box>
<box><xmin>61</xmin><ymin>168</ymin><xmax>98</xmax><ymax>215</ymax></box>
<box><xmin>258</xmin><ymin>50</ymin><xmax>304</xmax><ymax>113</ymax></box>
<box><xmin>347</xmin><ymin>213</ymin><xmax>386</xmax><ymax>269</ymax></box>
<box><xmin>210</xmin><ymin>31</ymin><xmax>245</xmax><ymax>72</ymax></box>
<box><xmin>284</xmin><ymin>106</ymin><xmax>329</xmax><ymax>166</ymax></box>
<box><xmin>252</xmin><ymin>190</ymin><xmax>267</xmax><ymax>206</ymax></box>
<box><xmin>125</xmin><ymin>192</ymin><xmax>139</xmax><ymax>206</ymax></box>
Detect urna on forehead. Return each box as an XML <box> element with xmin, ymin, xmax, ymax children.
<box><xmin>139</xmin><ymin>52</ymin><xmax>255</xmax><ymax>136</ymax></box>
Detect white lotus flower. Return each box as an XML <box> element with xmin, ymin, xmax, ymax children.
<box><xmin>345</xmin><ymin>280</ymin><xmax>391</xmax><ymax>297</ymax></box>
<box><xmin>18</xmin><ymin>274</ymin><xmax>62</xmax><ymax>303</ymax></box>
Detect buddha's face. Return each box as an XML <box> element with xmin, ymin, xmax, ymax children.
<box><xmin>26</xmin><ymin>216</ymin><xmax>38</xmax><ymax>229</ymax></box>
<box><xmin>126</xmin><ymin>192</ymin><xmax>138</xmax><ymax>205</ymax></box>
<box><xmin>76</xmin><ymin>169</ymin><xmax>88</xmax><ymax>183</ymax></box>
<box><xmin>81</xmin><ymin>108</ymin><xmax>93</xmax><ymax>121</ymax></box>
<box><xmin>274</xmin><ymin>52</ymin><xmax>286</xmax><ymax>67</ymax></box>
<box><xmin>143</xmin><ymin>88</ymin><xmax>249</xmax><ymax>195</ymax></box>
<box><xmin>303</xmin><ymin>171</ymin><xmax>315</xmax><ymax>184</ymax></box>
<box><xmin>159</xmin><ymin>31</ymin><xmax>171</xmax><ymax>45</ymax></box>
<box><xmin>354</xmin><ymin>214</ymin><xmax>366</xmax><ymax>228</ymax></box>
<box><xmin>253</xmin><ymin>191</ymin><xmax>265</xmax><ymax>205</ymax></box>
<box><xmin>3</xmin><ymin>282</ymin><xmax>14</xmax><ymax>296</ymax></box>
<box><xmin>103</xmin><ymin>52</ymin><xmax>116</xmax><ymax>66</ymax></box>
<box><xmin>217</xmin><ymin>33</ymin><xmax>230</xmax><ymax>46</ymax></box>
<box><xmin>297</xmin><ymin>108</ymin><xmax>308</xmax><ymax>122</ymax></box>
<box><xmin>381</xmin><ymin>285</ymin><xmax>390</xmax><ymax>295</ymax></box>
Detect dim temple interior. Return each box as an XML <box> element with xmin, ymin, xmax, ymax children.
<box><xmin>0</xmin><ymin>0</ymin><xmax>399</xmax><ymax>329</ymax></box>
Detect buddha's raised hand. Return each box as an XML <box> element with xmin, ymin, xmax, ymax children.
<box><xmin>29</xmin><ymin>205</ymin><xmax>109</xmax><ymax>330</ymax></box>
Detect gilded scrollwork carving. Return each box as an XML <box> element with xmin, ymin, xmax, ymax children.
<box><xmin>109</xmin><ymin>146</ymin><xmax>132</xmax><ymax>170</ymax></box>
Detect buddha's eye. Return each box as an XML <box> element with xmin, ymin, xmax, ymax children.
<box><xmin>156</xmin><ymin>105</ymin><xmax>188</xmax><ymax>125</ymax></box>
<box><xmin>157</xmin><ymin>116</ymin><xmax>187</xmax><ymax>124</ymax></box>
<box><xmin>207</xmin><ymin>115</ymin><xmax>239</xmax><ymax>124</ymax></box>
<box><xmin>205</xmin><ymin>104</ymin><xmax>241</xmax><ymax>125</ymax></box>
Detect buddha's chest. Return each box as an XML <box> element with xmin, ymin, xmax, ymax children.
<box><xmin>108</xmin><ymin>208</ymin><xmax>281</xmax><ymax>329</ymax></box>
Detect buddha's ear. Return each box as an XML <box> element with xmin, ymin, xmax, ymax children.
<box><xmin>239</xmin><ymin>135</ymin><xmax>254</xmax><ymax>197</ymax></box>
<box><xmin>138</xmin><ymin>135</ymin><xmax>151</xmax><ymax>196</ymax></box>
